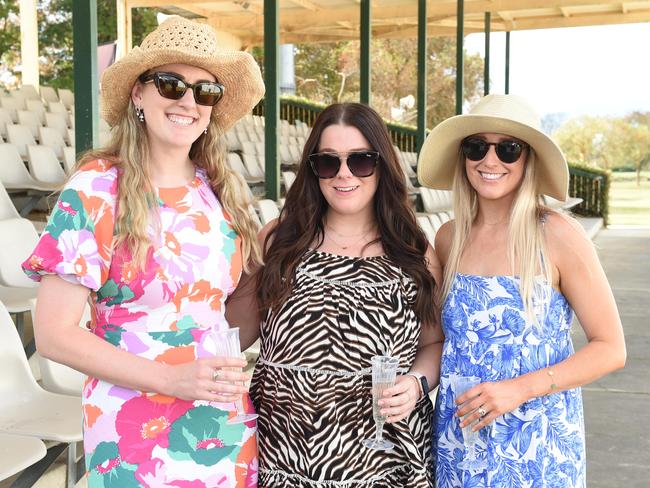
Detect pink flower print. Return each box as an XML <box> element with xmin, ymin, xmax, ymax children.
<box><xmin>115</xmin><ymin>396</ymin><xmax>192</xmax><ymax>465</ymax></box>
<box><xmin>57</xmin><ymin>198</ymin><xmax>78</xmax><ymax>216</ymax></box>
<box><xmin>56</xmin><ymin>228</ymin><xmax>103</xmax><ymax>290</ymax></box>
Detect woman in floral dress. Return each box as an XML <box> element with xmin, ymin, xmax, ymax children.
<box><xmin>22</xmin><ymin>17</ymin><xmax>264</xmax><ymax>487</ymax></box>
<box><xmin>417</xmin><ymin>94</ymin><xmax>626</xmax><ymax>487</ymax></box>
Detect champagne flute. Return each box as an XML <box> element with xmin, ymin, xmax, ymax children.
<box><xmin>212</xmin><ymin>327</ymin><xmax>259</xmax><ymax>424</ymax></box>
<box><xmin>449</xmin><ymin>374</ymin><xmax>486</xmax><ymax>472</ymax></box>
<box><xmin>362</xmin><ymin>355</ymin><xmax>400</xmax><ymax>451</ymax></box>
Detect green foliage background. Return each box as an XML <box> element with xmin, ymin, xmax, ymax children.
<box><xmin>0</xmin><ymin>0</ymin><xmax>157</xmax><ymax>90</ymax></box>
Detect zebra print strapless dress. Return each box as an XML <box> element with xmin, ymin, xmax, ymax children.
<box><xmin>250</xmin><ymin>250</ymin><xmax>434</xmax><ymax>487</ymax></box>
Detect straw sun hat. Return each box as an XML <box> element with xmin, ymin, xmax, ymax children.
<box><xmin>417</xmin><ymin>94</ymin><xmax>569</xmax><ymax>201</ymax></box>
<box><xmin>101</xmin><ymin>16</ymin><xmax>265</xmax><ymax>133</ymax></box>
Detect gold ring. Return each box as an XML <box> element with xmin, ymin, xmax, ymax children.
<box><xmin>213</xmin><ymin>369</ymin><xmax>221</xmax><ymax>382</ymax></box>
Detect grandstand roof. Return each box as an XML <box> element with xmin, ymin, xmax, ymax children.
<box><xmin>128</xmin><ymin>0</ymin><xmax>650</xmax><ymax>46</ymax></box>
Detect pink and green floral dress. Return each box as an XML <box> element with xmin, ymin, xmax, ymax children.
<box><xmin>22</xmin><ymin>159</ymin><xmax>258</xmax><ymax>487</ymax></box>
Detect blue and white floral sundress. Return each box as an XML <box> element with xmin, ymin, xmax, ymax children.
<box><xmin>433</xmin><ymin>273</ymin><xmax>586</xmax><ymax>488</ymax></box>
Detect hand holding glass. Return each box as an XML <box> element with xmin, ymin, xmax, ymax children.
<box><xmin>449</xmin><ymin>374</ymin><xmax>486</xmax><ymax>472</ymax></box>
<box><xmin>212</xmin><ymin>327</ymin><xmax>258</xmax><ymax>424</ymax></box>
<box><xmin>363</xmin><ymin>355</ymin><xmax>400</xmax><ymax>451</ymax></box>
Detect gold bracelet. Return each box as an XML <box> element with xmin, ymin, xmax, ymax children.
<box><xmin>547</xmin><ymin>369</ymin><xmax>557</xmax><ymax>393</ymax></box>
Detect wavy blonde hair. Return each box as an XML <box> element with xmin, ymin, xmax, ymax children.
<box><xmin>440</xmin><ymin>148</ymin><xmax>553</xmax><ymax>324</ymax></box>
<box><xmin>76</xmin><ymin>98</ymin><xmax>261</xmax><ymax>271</ymax></box>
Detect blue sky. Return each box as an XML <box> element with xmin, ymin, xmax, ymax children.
<box><xmin>465</xmin><ymin>22</ymin><xmax>650</xmax><ymax>118</ymax></box>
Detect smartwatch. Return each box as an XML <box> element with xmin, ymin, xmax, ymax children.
<box><xmin>406</xmin><ymin>371</ymin><xmax>429</xmax><ymax>400</ymax></box>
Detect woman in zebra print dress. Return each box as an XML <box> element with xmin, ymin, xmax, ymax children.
<box><xmin>228</xmin><ymin>103</ymin><xmax>444</xmax><ymax>487</ymax></box>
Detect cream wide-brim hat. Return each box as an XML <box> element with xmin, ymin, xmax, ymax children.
<box><xmin>417</xmin><ymin>94</ymin><xmax>569</xmax><ymax>201</ymax></box>
<box><xmin>101</xmin><ymin>16</ymin><xmax>265</xmax><ymax>133</ymax></box>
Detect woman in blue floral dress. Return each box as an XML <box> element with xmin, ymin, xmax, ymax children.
<box><xmin>417</xmin><ymin>94</ymin><xmax>626</xmax><ymax>487</ymax></box>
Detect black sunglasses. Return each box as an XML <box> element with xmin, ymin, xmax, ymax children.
<box><xmin>461</xmin><ymin>137</ymin><xmax>527</xmax><ymax>164</ymax></box>
<box><xmin>138</xmin><ymin>72</ymin><xmax>225</xmax><ymax>106</ymax></box>
<box><xmin>308</xmin><ymin>151</ymin><xmax>379</xmax><ymax>179</ymax></box>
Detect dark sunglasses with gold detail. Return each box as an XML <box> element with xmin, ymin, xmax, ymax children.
<box><xmin>138</xmin><ymin>71</ymin><xmax>225</xmax><ymax>106</ymax></box>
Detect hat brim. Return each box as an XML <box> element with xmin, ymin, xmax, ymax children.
<box><xmin>100</xmin><ymin>48</ymin><xmax>265</xmax><ymax>133</ymax></box>
<box><xmin>417</xmin><ymin>114</ymin><xmax>569</xmax><ymax>201</ymax></box>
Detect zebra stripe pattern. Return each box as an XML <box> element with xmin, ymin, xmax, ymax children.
<box><xmin>251</xmin><ymin>250</ymin><xmax>434</xmax><ymax>487</ymax></box>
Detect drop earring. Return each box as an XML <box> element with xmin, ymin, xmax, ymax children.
<box><xmin>203</xmin><ymin>127</ymin><xmax>208</xmax><ymax>135</ymax></box>
<box><xmin>135</xmin><ymin>106</ymin><xmax>145</xmax><ymax>123</ymax></box>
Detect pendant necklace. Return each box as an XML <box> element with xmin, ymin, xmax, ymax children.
<box><xmin>325</xmin><ymin>224</ymin><xmax>374</xmax><ymax>250</ymax></box>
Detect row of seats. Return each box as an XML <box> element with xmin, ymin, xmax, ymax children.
<box><xmin>0</xmin><ymin>84</ymin><xmax>74</xmax><ymax>109</ymax></box>
<box><xmin>0</xmin><ymin>87</ymin><xmax>101</xmax><ymax>482</ymax></box>
<box><xmin>0</xmin><ymin>213</ymin><xmax>84</xmax><ymax>485</ymax></box>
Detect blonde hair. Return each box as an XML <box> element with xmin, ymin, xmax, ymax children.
<box><xmin>440</xmin><ymin>148</ymin><xmax>553</xmax><ymax>324</ymax></box>
<box><xmin>76</xmin><ymin>98</ymin><xmax>261</xmax><ymax>272</ymax></box>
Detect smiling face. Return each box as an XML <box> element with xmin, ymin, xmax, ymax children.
<box><xmin>464</xmin><ymin>132</ymin><xmax>527</xmax><ymax>203</ymax></box>
<box><xmin>131</xmin><ymin>63</ymin><xmax>215</xmax><ymax>153</ymax></box>
<box><xmin>316</xmin><ymin>124</ymin><xmax>379</xmax><ymax>220</ymax></box>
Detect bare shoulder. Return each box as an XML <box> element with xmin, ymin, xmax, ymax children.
<box><xmin>543</xmin><ymin>211</ymin><xmax>595</xmax><ymax>265</ymax></box>
<box><xmin>258</xmin><ymin>219</ymin><xmax>279</xmax><ymax>251</ymax></box>
<box><xmin>424</xmin><ymin>243</ymin><xmax>442</xmax><ymax>284</ymax></box>
<box><xmin>434</xmin><ymin>220</ymin><xmax>454</xmax><ymax>267</ymax></box>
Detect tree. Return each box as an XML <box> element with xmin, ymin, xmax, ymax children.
<box><xmin>554</xmin><ymin>114</ymin><xmax>650</xmax><ymax>185</ymax></box>
<box><xmin>554</xmin><ymin>116</ymin><xmax>608</xmax><ymax>167</ymax></box>
<box><xmin>37</xmin><ymin>0</ymin><xmax>158</xmax><ymax>89</ymax></box>
<box><xmin>611</xmin><ymin>118</ymin><xmax>650</xmax><ymax>185</ymax></box>
<box><xmin>288</xmin><ymin>37</ymin><xmax>484</xmax><ymax>128</ymax></box>
<box><xmin>0</xmin><ymin>0</ymin><xmax>20</xmax><ymax>87</ymax></box>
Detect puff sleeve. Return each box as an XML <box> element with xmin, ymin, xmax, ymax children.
<box><xmin>22</xmin><ymin>160</ymin><xmax>118</xmax><ymax>292</ymax></box>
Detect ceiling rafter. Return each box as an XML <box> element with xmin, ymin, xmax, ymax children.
<box><xmin>286</xmin><ymin>0</ymin><xmax>320</xmax><ymax>11</ymax></box>
<box><xmin>122</xmin><ymin>1</ymin><xmax>650</xmax><ymax>45</ymax></box>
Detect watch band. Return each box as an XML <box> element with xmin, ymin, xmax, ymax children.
<box><xmin>406</xmin><ymin>371</ymin><xmax>429</xmax><ymax>400</ymax></box>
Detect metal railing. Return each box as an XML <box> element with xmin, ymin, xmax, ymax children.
<box><xmin>568</xmin><ymin>166</ymin><xmax>610</xmax><ymax>224</ymax></box>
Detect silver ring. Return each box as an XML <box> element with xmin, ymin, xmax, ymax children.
<box><xmin>212</xmin><ymin>369</ymin><xmax>221</xmax><ymax>382</ymax></box>
<box><xmin>477</xmin><ymin>406</ymin><xmax>487</xmax><ymax>418</ymax></box>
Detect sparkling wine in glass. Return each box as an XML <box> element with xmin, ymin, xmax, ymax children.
<box><xmin>448</xmin><ymin>374</ymin><xmax>486</xmax><ymax>472</ymax></box>
<box><xmin>363</xmin><ymin>355</ymin><xmax>400</xmax><ymax>451</ymax></box>
<box><xmin>212</xmin><ymin>327</ymin><xmax>259</xmax><ymax>424</ymax></box>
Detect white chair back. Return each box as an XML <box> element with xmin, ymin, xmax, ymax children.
<box><xmin>17</xmin><ymin>110</ymin><xmax>41</xmax><ymax>139</ymax></box>
<box><xmin>0</xmin><ymin>144</ymin><xmax>43</xmax><ymax>190</ymax></box>
<box><xmin>281</xmin><ymin>171</ymin><xmax>296</xmax><ymax>192</ymax></box>
<box><xmin>58</xmin><ymin>88</ymin><xmax>75</xmax><ymax>109</ymax></box>
<box><xmin>6</xmin><ymin>124</ymin><xmax>36</xmax><ymax>159</ymax></box>
<box><xmin>39</xmin><ymin>85</ymin><xmax>59</xmax><ymax>104</ymax></box>
<box><xmin>0</xmin><ymin>98</ymin><xmax>19</xmax><ymax>122</ymax></box>
<box><xmin>255</xmin><ymin>199</ymin><xmax>280</xmax><ymax>225</ymax></box>
<box><xmin>45</xmin><ymin>111</ymin><xmax>70</xmax><ymax>140</ymax></box>
<box><xmin>0</xmin><ymin>301</ymin><xmax>83</xmax><ymax>444</ymax></box>
<box><xmin>63</xmin><ymin>146</ymin><xmax>77</xmax><ymax>175</ymax></box>
<box><xmin>25</xmin><ymin>99</ymin><xmax>46</xmax><ymax>124</ymax></box>
<box><xmin>0</xmin><ymin>433</ymin><xmax>46</xmax><ymax>482</ymax></box>
<box><xmin>0</xmin><ymin>182</ymin><xmax>20</xmax><ymax>220</ymax></box>
<box><xmin>30</xmin><ymin>299</ymin><xmax>87</xmax><ymax>397</ymax></box>
<box><xmin>0</xmin><ymin>108</ymin><xmax>12</xmax><ymax>139</ymax></box>
<box><xmin>416</xmin><ymin>215</ymin><xmax>436</xmax><ymax>244</ymax></box>
<box><xmin>38</xmin><ymin>126</ymin><xmax>66</xmax><ymax>160</ymax></box>
<box><xmin>19</xmin><ymin>84</ymin><xmax>41</xmax><ymax>100</ymax></box>
<box><xmin>0</xmin><ymin>218</ymin><xmax>40</xmax><ymax>288</ymax></box>
<box><xmin>242</xmin><ymin>153</ymin><xmax>265</xmax><ymax>180</ymax></box>
<box><xmin>27</xmin><ymin>145</ymin><xmax>67</xmax><ymax>185</ymax></box>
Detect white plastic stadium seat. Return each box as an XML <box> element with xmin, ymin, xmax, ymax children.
<box><xmin>0</xmin><ymin>433</ymin><xmax>46</xmax><ymax>482</ymax></box>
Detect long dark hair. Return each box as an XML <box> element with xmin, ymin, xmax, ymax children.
<box><xmin>257</xmin><ymin>103</ymin><xmax>436</xmax><ymax>326</ymax></box>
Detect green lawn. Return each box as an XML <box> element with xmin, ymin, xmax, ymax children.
<box><xmin>608</xmin><ymin>171</ymin><xmax>650</xmax><ymax>226</ymax></box>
